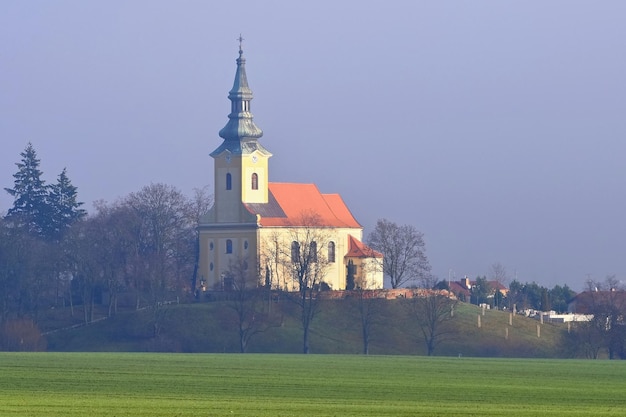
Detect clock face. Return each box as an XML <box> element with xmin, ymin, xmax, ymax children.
<box><xmin>251</xmin><ymin>155</ymin><xmax>258</xmax><ymax>163</ymax></box>
<box><xmin>224</xmin><ymin>154</ymin><xmax>231</xmax><ymax>163</ymax></box>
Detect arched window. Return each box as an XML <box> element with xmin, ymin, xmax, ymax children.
<box><xmin>291</xmin><ymin>241</ymin><xmax>300</xmax><ymax>263</ymax></box>
<box><xmin>310</xmin><ymin>241</ymin><xmax>317</xmax><ymax>262</ymax></box>
<box><xmin>251</xmin><ymin>173</ymin><xmax>258</xmax><ymax>190</ymax></box>
<box><xmin>328</xmin><ymin>241</ymin><xmax>335</xmax><ymax>263</ymax></box>
<box><xmin>226</xmin><ymin>239</ymin><xmax>233</xmax><ymax>254</ymax></box>
<box><xmin>226</xmin><ymin>173</ymin><xmax>232</xmax><ymax>190</ymax></box>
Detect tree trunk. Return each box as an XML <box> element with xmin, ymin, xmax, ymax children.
<box><xmin>303</xmin><ymin>328</ymin><xmax>310</xmax><ymax>354</ymax></box>
<box><xmin>239</xmin><ymin>329</ymin><xmax>246</xmax><ymax>354</ymax></box>
<box><xmin>427</xmin><ymin>339</ymin><xmax>435</xmax><ymax>356</ymax></box>
<box><xmin>69</xmin><ymin>286</ymin><xmax>74</xmax><ymax>317</ymax></box>
<box><xmin>363</xmin><ymin>326</ymin><xmax>369</xmax><ymax>355</ymax></box>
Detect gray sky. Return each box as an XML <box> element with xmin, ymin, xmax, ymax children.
<box><xmin>2</xmin><ymin>1</ymin><xmax>625</xmax><ymax>291</ymax></box>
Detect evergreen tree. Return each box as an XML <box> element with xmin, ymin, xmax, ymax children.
<box><xmin>549</xmin><ymin>284</ymin><xmax>575</xmax><ymax>313</ymax></box>
<box><xmin>4</xmin><ymin>143</ymin><xmax>50</xmax><ymax>237</ymax></box>
<box><xmin>345</xmin><ymin>260</ymin><xmax>356</xmax><ymax>290</ymax></box>
<box><xmin>48</xmin><ymin>167</ymin><xmax>86</xmax><ymax>240</ymax></box>
<box><xmin>470</xmin><ymin>276</ymin><xmax>491</xmax><ymax>305</ymax></box>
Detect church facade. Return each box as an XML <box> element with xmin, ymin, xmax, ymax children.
<box><xmin>197</xmin><ymin>45</ymin><xmax>383</xmax><ymax>292</ymax></box>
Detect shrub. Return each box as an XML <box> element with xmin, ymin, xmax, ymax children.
<box><xmin>0</xmin><ymin>318</ymin><xmax>47</xmax><ymax>351</ymax></box>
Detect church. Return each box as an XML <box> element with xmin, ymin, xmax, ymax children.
<box><xmin>197</xmin><ymin>44</ymin><xmax>383</xmax><ymax>292</ymax></box>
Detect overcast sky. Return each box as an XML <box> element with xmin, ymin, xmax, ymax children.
<box><xmin>2</xmin><ymin>1</ymin><xmax>625</xmax><ymax>291</ymax></box>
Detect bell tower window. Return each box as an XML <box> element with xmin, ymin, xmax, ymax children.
<box><xmin>226</xmin><ymin>173</ymin><xmax>232</xmax><ymax>190</ymax></box>
<box><xmin>251</xmin><ymin>173</ymin><xmax>258</xmax><ymax>190</ymax></box>
<box><xmin>226</xmin><ymin>239</ymin><xmax>233</xmax><ymax>254</ymax></box>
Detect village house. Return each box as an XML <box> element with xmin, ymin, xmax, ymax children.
<box><xmin>448</xmin><ymin>276</ymin><xmax>509</xmax><ymax>303</ymax></box>
<box><xmin>567</xmin><ymin>290</ymin><xmax>626</xmax><ymax>314</ymax></box>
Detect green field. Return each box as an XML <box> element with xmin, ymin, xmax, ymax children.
<box><xmin>0</xmin><ymin>353</ymin><xmax>624</xmax><ymax>416</ymax></box>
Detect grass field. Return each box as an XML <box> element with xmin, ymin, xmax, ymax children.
<box><xmin>46</xmin><ymin>300</ymin><xmax>568</xmax><ymax>357</ymax></box>
<box><xmin>0</xmin><ymin>353</ymin><xmax>624</xmax><ymax>416</ymax></box>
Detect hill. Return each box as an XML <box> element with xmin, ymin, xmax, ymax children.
<box><xmin>44</xmin><ymin>297</ymin><xmax>567</xmax><ymax>357</ymax></box>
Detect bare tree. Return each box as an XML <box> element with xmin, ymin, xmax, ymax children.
<box><xmin>410</xmin><ymin>275</ymin><xmax>458</xmax><ymax>356</ymax></box>
<box><xmin>87</xmin><ymin>201</ymin><xmax>143</xmax><ymax>317</ymax></box>
<box><xmin>64</xmin><ymin>217</ymin><xmax>103</xmax><ymax>324</ymax></box>
<box><xmin>351</xmin><ymin>273</ymin><xmax>385</xmax><ymax>355</ymax></box>
<box><xmin>0</xmin><ymin>217</ymin><xmax>52</xmax><ymax>324</ymax></box>
<box><xmin>225</xmin><ymin>257</ymin><xmax>278</xmax><ymax>353</ymax></box>
<box><xmin>489</xmin><ymin>262</ymin><xmax>508</xmax><ymax>309</ymax></box>
<box><xmin>187</xmin><ymin>186</ymin><xmax>213</xmax><ymax>295</ymax></box>
<box><xmin>124</xmin><ymin>183</ymin><xmax>194</xmax><ymax>307</ymax></box>
<box><xmin>577</xmin><ymin>276</ymin><xmax>626</xmax><ymax>359</ymax></box>
<box><xmin>0</xmin><ymin>218</ymin><xmax>22</xmax><ymax>324</ymax></box>
<box><xmin>366</xmin><ymin>218</ymin><xmax>430</xmax><ymax>289</ymax></box>
<box><xmin>268</xmin><ymin>212</ymin><xmax>333</xmax><ymax>354</ymax></box>
<box><xmin>489</xmin><ymin>262</ymin><xmax>507</xmax><ymax>283</ymax></box>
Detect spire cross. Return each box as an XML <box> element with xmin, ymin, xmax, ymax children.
<box><xmin>237</xmin><ymin>34</ymin><xmax>244</xmax><ymax>54</ymax></box>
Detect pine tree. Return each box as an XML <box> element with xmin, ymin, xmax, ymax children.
<box><xmin>4</xmin><ymin>143</ymin><xmax>50</xmax><ymax>237</ymax></box>
<box><xmin>48</xmin><ymin>167</ymin><xmax>86</xmax><ymax>240</ymax></box>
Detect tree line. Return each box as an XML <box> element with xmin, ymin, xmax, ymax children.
<box><xmin>3</xmin><ymin>145</ymin><xmax>620</xmax><ymax>358</ymax></box>
<box><xmin>0</xmin><ymin>144</ymin><xmax>436</xmax><ymax>354</ymax></box>
<box><xmin>462</xmin><ymin>278</ymin><xmax>576</xmax><ymax>314</ymax></box>
<box><xmin>0</xmin><ymin>144</ymin><xmax>212</xmax><ymax>348</ymax></box>
<box><xmin>433</xmin><ymin>260</ymin><xmax>577</xmax><ymax>313</ymax></box>
<box><xmin>564</xmin><ymin>276</ymin><xmax>626</xmax><ymax>359</ymax></box>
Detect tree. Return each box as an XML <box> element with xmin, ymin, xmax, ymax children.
<box><xmin>567</xmin><ymin>320</ymin><xmax>605</xmax><ymax>359</ymax></box>
<box><xmin>489</xmin><ymin>262</ymin><xmax>508</xmax><ymax>309</ymax></box>
<box><xmin>505</xmin><ymin>280</ymin><xmax>543</xmax><ymax>311</ymax></box>
<box><xmin>3</xmin><ymin>145</ymin><xmax>85</xmax><ymax>318</ymax></box>
<box><xmin>48</xmin><ymin>167</ymin><xmax>86</xmax><ymax>241</ymax></box>
<box><xmin>186</xmin><ymin>186</ymin><xmax>213</xmax><ymax>295</ymax></box>
<box><xmin>549</xmin><ymin>284</ymin><xmax>575</xmax><ymax>313</ymax></box>
<box><xmin>4</xmin><ymin>143</ymin><xmax>50</xmax><ymax>237</ymax></box>
<box><xmin>581</xmin><ymin>276</ymin><xmax>626</xmax><ymax>359</ymax></box>
<box><xmin>5</xmin><ymin>144</ymin><xmax>85</xmax><ymax>242</ymax></box>
<box><xmin>351</xmin><ymin>269</ymin><xmax>385</xmax><ymax>355</ymax></box>
<box><xmin>0</xmin><ymin>215</ymin><xmax>54</xmax><ymax>323</ymax></box>
<box><xmin>470</xmin><ymin>276</ymin><xmax>491</xmax><ymax>305</ymax></box>
<box><xmin>366</xmin><ymin>218</ymin><xmax>430</xmax><ymax>289</ymax></box>
<box><xmin>81</xmin><ymin>201</ymin><xmax>142</xmax><ymax>317</ymax></box>
<box><xmin>273</xmin><ymin>212</ymin><xmax>333</xmax><ymax>354</ymax></box>
<box><xmin>124</xmin><ymin>183</ymin><xmax>194</xmax><ymax>307</ymax></box>
<box><xmin>525</xmin><ymin>282</ymin><xmax>545</xmax><ymax>311</ymax></box>
<box><xmin>540</xmin><ymin>288</ymin><xmax>551</xmax><ymax>311</ymax></box>
<box><xmin>506</xmin><ymin>279</ymin><xmax>523</xmax><ymax>311</ymax></box>
<box><xmin>64</xmin><ymin>216</ymin><xmax>106</xmax><ymax>324</ymax></box>
<box><xmin>225</xmin><ymin>257</ymin><xmax>278</xmax><ymax>353</ymax></box>
<box><xmin>410</xmin><ymin>275</ymin><xmax>458</xmax><ymax>356</ymax></box>
<box><xmin>0</xmin><ymin>218</ymin><xmax>40</xmax><ymax>324</ymax></box>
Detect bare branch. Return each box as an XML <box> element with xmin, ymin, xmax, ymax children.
<box><xmin>367</xmin><ymin>218</ymin><xmax>430</xmax><ymax>288</ymax></box>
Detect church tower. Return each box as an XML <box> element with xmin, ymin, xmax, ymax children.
<box><xmin>209</xmin><ymin>39</ymin><xmax>272</xmax><ymax>223</ymax></box>
<box><xmin>198</xmin><ymin>41</ymin><xmax>384</xmax><ymax>293</ymax></box>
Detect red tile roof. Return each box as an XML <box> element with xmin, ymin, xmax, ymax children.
<box><xmin>448</xmin><ymin>281</ymin><xmax>470</xmax><ymax>297</ymax></box>
<box><xmin>568</xmin><ymin>290</ymin><xmax>626</xmax><ymax>314</ymax></box>
<box><xmin>245</xmin><ymin>182</ymin><xmax>362</xmax><ymax>228</ymax></box>
<box><xmin>345</xmin><ymin>235</ymin><xmax>383</xmax><ymax>258</ymax></box>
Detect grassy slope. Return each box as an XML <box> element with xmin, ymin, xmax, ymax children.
<box><xmin>1</xmin><ymin>353</ymin><xmax>625</xmax><ymax>416</ymax></box>
<box><xmin>45</xmin><ymin>298</ymin><xmax>568</xmax><ymax>357</ymax></box>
